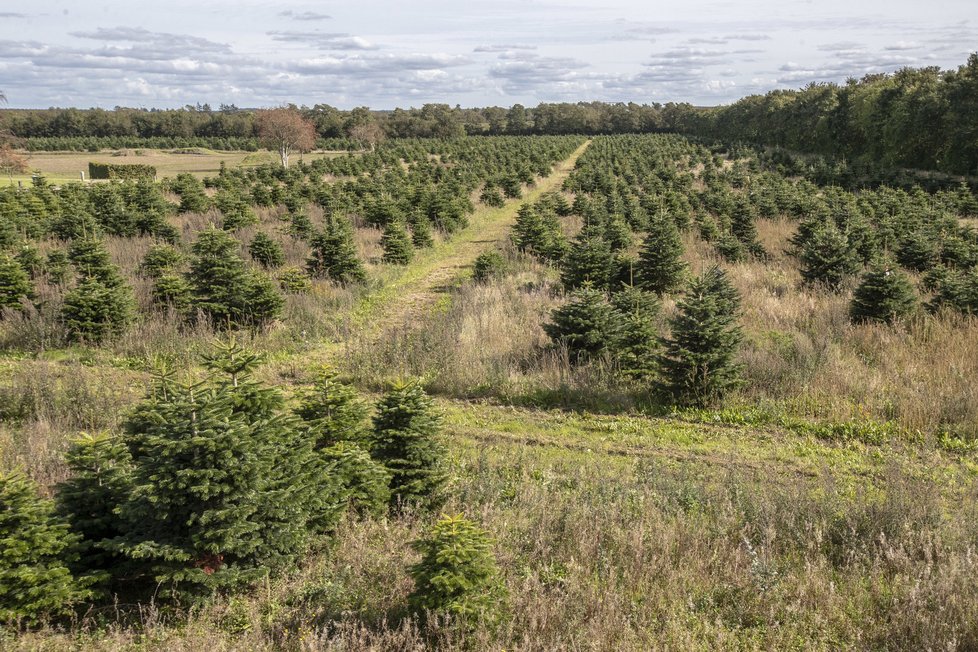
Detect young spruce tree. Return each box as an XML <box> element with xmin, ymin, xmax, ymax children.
<box><xmin>370</xmin><ymin>381</ymin><xmax>446</xmax><ymax>508</ymax></box>
<box><xmin>637</xmin><ymin>212</ymin><xmax>687</xmax><ymax>295</ymax></box>
<box><xmin>849</xmin><ymin>262</ymin><xmax>918</xmax><ymax>324</ymax></box>
<box><xmin>307</xmin><ymin>216</ymin><xmax>367</xmax><ymax>283</ymax></box>
<box><xmin>0</xmin><ymin>471</ymin><xmax>94</xmax><ymax>626</ymax></box>
<box><xmin>657</xmin><ymin>266</ymin><xmax>744</xmax><ymax>406</ymax></box>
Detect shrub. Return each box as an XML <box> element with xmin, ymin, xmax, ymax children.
<box><xmin>62</xmin><ymin>276</ymin><xmax>136</xmax><ymax>343</ymax></box>
<box><xmin>408</xmin><ymin>513</ymin><xmax>505</xmax><ymax>624</ymax></box>
<box><xmin>849</xmin><ymin>263</ymin><xmax>918</xmax><ymax>324</ymax></box>
<box><xmin>307</xmin><ymin>216</ymin><xmax>366</xmax><ymax>284</ymax></box>
<box><xmin>87</xmin><ymin>162</ymin><xmax>156</xmax><ymax>181</ymax></box>
<box><xmin>381</xmin><ymin>220</ymin><xmax>414</xmax><ymax>265</ymax></box>
<box><xmin>637</xmin><ymin>213</ymin><xmax>687</xmax><ymax>295</ymax></box>
<box><xmin>0</xmin><ymin>471</ymin><xmax>94</xmax><ymax>626</ymax></box>
<box><xmin>798</xmin><ymin>221</ymin><xmax>860</xmax><ymax>290</ymax></box>
<box><xmin>370</xmin><ymin>381</ymin><xmax>446</xmax><ymax>508</ymax></box>
<box><xmin>472</xmin><ymin>250</ymin><xmax>507</xmax><ymax>283</ymax></box>
<box><xmin>140</xmin><ymin>243</ymin><xmax>183</xmax><ymax>279</ymax></box>
<box><xmin>0</xmin><ymin>253</ymin><xmax>32</xmax><ymax>312</ymax></box>
<box><xmin>248</xmin><ymin>232</ymin><xmax>285</xmax><ymax>269</ymax></box>
<box><xmin>543</xmin><ymin>286</ymin><xmax>618</xmax><ymax>360</ymax></box>
<box><xmin>657</xmin><ymin>266</ymin><xmax>744</xmax><ymax>406</ymax></box>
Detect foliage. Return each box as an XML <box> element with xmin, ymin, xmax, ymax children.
<box><xmin>381</xmin><ymin>220</ymin><xmax>414</xmax><ymax>265</ymax></box>
<box><xmin>0</xmin><ymin>253</ymin><xmax>32</xmax><ymax>312</ymax></box>
<box><xmin>248</xmin><ymin>232</ymin><xmax>285</xmax><ymax>269</ymax></box>
<box><xmin>370</xmin><ymin>381</ymin><xmax>446</xmax><ymax>508</ymax></box>
<box><xmin>62</xmin><ymin>276</ymin><xmax>136</xmax><ymax>343</ymax></box>
<box><xmin>657</xmin><ymin>266</ymin><xmax>744</xmax><ymax>406</ymax></box>
<box><xmin>473</xmin><ymin>250</ymin><xmax>507</xmax><ymax>283</ymax></box>
<box><xmin>798</xmin><ymin>220</ymin><xmax>861</xmax><ymax>289</ymax></box>
<box><xmin>850</xmin><ymin>263</ymin><xmax>918</xmax><ymax>324</ymax></box>
<box><xmin>636</xmin><ymin>213</ymin><xmax>687</xmax><ymax>295</ymax></box>
<box><xmin>87</xmin><ymin>162</ymin><xmax>156</xmax><ymax>181</ymax></box>
<box><xmin>307</xmin><ymin>216</ymin><xmax>366</xmax><ymax>283</ymax></box>
<box><xmin>0</xmin><ymin>471</ymin><xmax>94</xmax><ymax>626</ymax></box>
<box><xmin>544</xmin><ymin>286</ymin><xmax>619</xmax><ymax>360</ymax></box>
<box><xmin>408</xmin><ymin>513</ymin><xmax>505</xmax><ymax>624</ymax></box>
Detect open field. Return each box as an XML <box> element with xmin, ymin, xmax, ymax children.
<box><xmin>3</xmin><ymin>133</ymin><xmax>978</xmax><ymax>649</ymax></box>
<box><xmin>0</xmin><ymin>148</ymin><xmax>352</xmax><ymax>185</ymax></box>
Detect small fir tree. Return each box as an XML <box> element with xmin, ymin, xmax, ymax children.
<box><xmin>0</xmin><ymin>471</ymin><xmax>94</xmax><ymax>626</ymax></box>
<box><xmin>408</xmin><ymin>513</ymin><xmax>505</xmax><ymax>625</ymax></box>
<box><xmin>473</xmin><ymin>250</ymin><xmax>507</xmax><ymax>283</ymax></box>
<box><xmin>636</xmin><ymin>213</ymin><xmax>687</xmax><ymax>295</ymax></box>
<box><xmin>295</xmin><ymin>367</ymin><xmax>371</xmax><ymax>448</ymax></box>
<box><xmin>798</xmin><ymin>220</ymin><xmax>860</xmax><ymax>290</ymax></box>
<box><xmin>849</xmin><ymin>263</ymin><xmax>918</xmax><ymax>324</ymax></box>
<box><xmin>62</xmin><ymin>276</ymin><xmax>136</xmax><ymax>343</ymax></box>
<box><xmin>409</xmin><ymin>212</ymin><xmax>435</xmax><ymax>249</ymax></box>
<box><xmin>543</xmin><ymin>286</ymin><xmax>619</xmax><ymax>360</ymax></box>
<box><xmin>277</xmin><ymin>266</ymin><xmax>312</xmax><ymax>294</ymax></box>
<box><xmin>657</xmin><ymin>266</ymin><xmax>744</xmax><ymax>406</ymax></box>
<box><xmin>140</xmin><ymin>243</ymin><xmax>183</xmax><ymax>279</ymax></box>
<box><xmin>381</xmin><ymin>219</ymin><xmax>414</xmax><ymax>265</ymax></box>
<box><xmin>249</xmin><ymin>232</ymin><xmax>285</xmax><ymax>269</ymax></box>
<box><xmin>560</xmin><ymin>225</ymin><xmax>615</xmax><ymax>290</ymax></box>
<box><xmin>0</xmin><ymin>253</ymin><xmax>32</xmax><ymax>312</ymax></box>
<box><xmin>55</xmin><ymin>433</ymin><xmax>134</xmax><ymax>583</ymax></box>
<box><xmin>370</xmin><ymin>381</ymin><xmax>446</xmax><ymax>508</ymax></box>
<box><xmin>610</xmin><ymin>285</ymin><xmax>661</xmax><ymax>382</ymax></box>
<box><xmin>307</xmin><ymin>216</ymin><xmax>366</xmax><ymax>283</ymax></box>
<box><xmin>152</xmin><ymin>273</ymin><xmax>194</xmax><ymax>313</ymax></box>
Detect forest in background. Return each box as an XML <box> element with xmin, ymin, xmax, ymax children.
<box><xmin>2</xmin><ymin>54</ymin><xmax>976</xmax><ymax>177</ymax></box>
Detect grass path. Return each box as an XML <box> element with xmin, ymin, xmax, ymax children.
<box><xmin>281</xmin><ymin>139</ymin><xmax>590</xmax><ymax>370</ymax></box>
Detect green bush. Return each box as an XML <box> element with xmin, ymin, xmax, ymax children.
<box><xmin>408</xmin><ymin>513</ymin><xmax>505</xmax><ymax>625</ymax></box>
<box><xmin>0</xmin><ymin>471</ymin><xmax>94</xmax><ymax>626</ymax></box>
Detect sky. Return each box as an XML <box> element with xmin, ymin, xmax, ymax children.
<box><xmin>0</xmin><ymin>0</ymin><xmax>975</xmax><ymax>110</ymax></box>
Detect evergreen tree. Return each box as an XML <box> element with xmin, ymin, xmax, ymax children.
<box><xmin>172</xmin><ymin>173</ymin><xmax>212</xmax><ymax>214</ymax></box>
<box><xmin>248</xmin><ymin>232</ymin><xmax>285</xmax><ymax>269</ymax></box>
<box><xmin>370</xmin><ymin>381</ymin><xmax>446</xmax><ymax>508</ymax></box>
<box><xmin>216</xmin><ymin>187</ymin><xmax>259</xmax><ymax>231</ymax></box>
<box><xmin>543</xmin><ymin>286</ymin><xmax>619</xmax><ymax>359</ymax></box>
<box><xmin>307</xmin><ymin>216</ymin><xmax>367</xmax><ymax>283</ymax></box>
<box><xmin>730</xmin><ymin>195</ymin><xmax>765</xmax><ymax>257</ymax></box>
<box><xmin>896</xmin><ymin>229</ymin><xmax>940</xmax><ymax>272</ymax></box>
<box><xmin>62</xmin><ymin>276</ymin><xmax>136</xmax><ymax>343</ymax></box>
<box><xmin>320</xmin><ymin>442</ymin><xmax>391</xmax><ymax>517</ymax></box>
<box><xmin>560</xmin><ymin>225</ymin><xmax>615</xmax><ymax>290</ymax></box>
<box><xmin>512</xmin><ymin>204</ymin><xmax>566</xmax><ymax>262</ymax></box>
<box><xmin>0</xmin><ymin>253</ymin><xmax>32</xmax><ymax>312</ymax></box>
<box><xmin>409</xmin><ymin>212</ymin><xmax>435</xmax><ymax>249</ymax></box>
<box><xmin>473</xmin><ymin>250</ymin><xmax>507</xmax><ymax>283</ymax></box>
<box><xmin>604</xmin><ymin>213</ymin><xmax>633</xmax><ymax>251</ymax></box>
<box><xmin>610</xmin><ymin>285</ymin><xmax>660</xmax><ymax>381</ymax></box>
<box><xmin>295</xmin><ymin>368</ymin><xmax>371</xmax><ymax>448</ymax></box>
<box><xmin>68</xmin><ymin>238</ymin><xmax>124</xmax><ymax>287</ymax></box>
<box><xmin>242</xmin><ymin>271</ymin><xmax>285</xmax><ymax>328</ymax></box>
<box><xmin>187</xmin><ymin>229</ymin><xmax>282</xmax><ymax>328</ymax></box>
<box><xmin>55</xmin><ymin>433</ymin><xmax>133</xmax><ymax>583</ymax></box>
<box><xmin>850</xmin><ymin>263</ymin><xmax>919</xmax><ymax>324</ymax></box>
<box><xmin>277</xmin><ymin>267</ymin><xmax>312</xmax><ymax>294</ymax></box>
<box><xmin>114</xmin><ymin>347</ymin><xmax>326</xmax><ymax>600</ymax></box>
<box><xmin>636</xmin><ymin>213</ymin><xmax>687</xmax><ymax>295</ymax></box>
<box><xmin>140</xmin><ymin>243</ymin><xmax>183</xmax><ymax>279</ymax></box>
<box><xmin>657</xmin><ymin>266</ymin><xmax>744</xmax><ymax>406</ymax></box>
<box><xmin>45</xmin><ymin>250</ymin><xmax>72</xmax><ymax>285</ymax></box>
<box><xmin>0</xmin><ymin>471</ymin><xmax>94</xmax><ymax>626</ymax></box>
<box><xmin>798</xmin><ymin>221</ymin><xmax>860</xmax><ymax>289</ymax></box>
<box><xmin>408</xmin><ymin>513</ymin><xmax>505</xmax><ymax>624</ymax></box>
<box><xmin>381</xmin><ymin>219</ymin><xmax>414</xmax><ymax>265</ymax></box>
<box><xmin>152</xmin><ymin>273</ymin><xmax>193</xmax><ymax>313</ymax></box>
<box><xmin>929</xmin><ymin>266</ymin><xmax>978</xmax><ymax>314</ymax></box>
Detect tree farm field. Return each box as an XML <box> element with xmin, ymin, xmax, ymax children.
<box><xmin>1</xmin><ymin>148</ymin><xmax>351</xmax><ymax>185</ymax></box>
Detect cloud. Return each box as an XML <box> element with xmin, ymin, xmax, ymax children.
<box><xmin>473</xmin><ymin>44</ymin><xmax>538</xmax><ymax>53</ymax></box>
<box><xmin>0</xmin><ymin>12</ymin><xmax>26</xmax><ymax>18</ymax></box>
<box><xmin>267</xmin><ymin>31</ymin><xmax>378</xmax><ymax>51</ymax></box>
<box><xmin>69</xmin><ymin>27</ymin><xmax>231</xmax><ymax>55</ymax></box>
<box><xmin>278</xmin><ymin>10</ymin><xmax>332</xmax><ymax>21</ymax></box>
<box><xmin>488</xmin><ymin>52</ymin><xmax>590</xmax><ymax>94</ymax></box>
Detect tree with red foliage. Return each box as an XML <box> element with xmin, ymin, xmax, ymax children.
<box><xmin>255</xmin><ymin>107</ymin><xmax>317</xmax><ymax>168</ymax></box>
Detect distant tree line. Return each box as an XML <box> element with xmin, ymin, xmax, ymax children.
<box><xmin>0</xmin><ymin>54</ymin><xmax>975</xmax><ymax>173</ymax></box>
<box><xmin>676</xmin><ymin>53</ymin><xmax>978</xmax><ymax>177</ymax></box>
